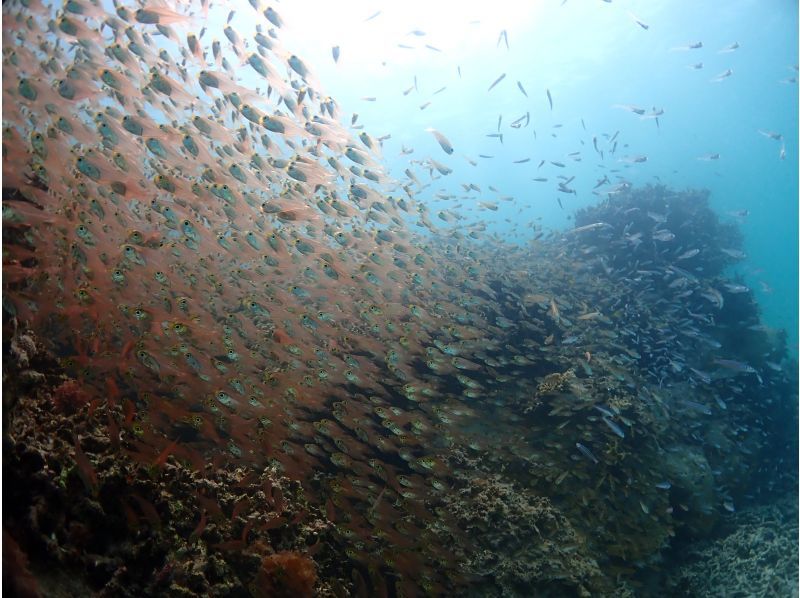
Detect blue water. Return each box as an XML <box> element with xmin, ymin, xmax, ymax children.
<box><xmin>272</xmin><ymin>0</ymin><xmax>798</xmax><ymax>351</ymax></box>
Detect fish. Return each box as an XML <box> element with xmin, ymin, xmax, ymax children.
<box><xmin>628</xmin><ymin>12</ymin><xmax>649</xmax><ymax>30</ymax></box>
<box><xmin>426</xmin><ymin>128</ymin><xmax>454</xmax><ymax>154</ymax></box>
<box><xmin>758</xmin><ymin>130</ymin><xmax>783</xmax><ymax>141</ymax></box>
<box><xmin>689</xmin><ymin>368</ymin><xmax>712</xmax><ymax>385</ymax></box>
<box><xmin>718</xmin><ymin>42</ymin><xmax>740</xmax><ymax>53</ymax></box>
<box><xmin>602</xmin><ymin>417</ymin><xmax>625</xmax><ymax>439</ymax></box>
<box><xmin>497</xmin><ymin>29</ymin><xmax>509</xmax><ymax>49</ymax></box>
<box><xmin>723</xmin><ymin>283</ymin><xmax>748</xmax><ymax>293</ymax></box>
<box><xmin>567</xmin><ymin>222</ymin><xmax>612</xmax><ymax>234</ymax></box>
<box><xmin>711</xmin><ymin>69</ymin><xmax>733</xmax><ymax>82</ymax></box>
<box><xmin>652</xmin><ymin>229</ymin><xmax>675</xmax><ymax>242</ymax></box>
<box><xmin>517</xmin><ymin>81</ymin><xmax>528</xmax><ymax>97</ymax></box>
<box><xmin>488</xmin><ymin>73</ymin><xmax>506</xmax><ymax>92</ymax></box>
<box><xmin>619</xmin><ymin>155</ymin><xmax>648</xmax><ymax>163</ymax></box>
<box><xmin>676</xmin><ymin>249</ymin><xmax>700</xmax><ymax>260</ymax></box>
<box><xmin>720</xmin><ymin>248</ymin><xmax>746</xmax><ymax>260</ymax></box>
<box><xmin>614</xmin><ymin>104</ymin><xmax>646</xmax><ymax>115</ymax></box>
<box><xmin>575</xmin><ymin>442</ymin><xmax>599</xmax><ymax>464</ymax></box>
<box><xmin>428</xmin><ymin>159</ymin><xmax>453</xmax><ymax>175</ymax></box>
<box><xmin>546</xmin><ymin>89</ymin><xmax>553</xmax><ymax>110</ymax></box>
<box><xmin>681</xmin><ymin>400</ymin><xmax>712</xmax><ymax>415</ymax></box>
<box><xmin>713</xmin><ymin>359</ymin><xmax>757</xmax><ymax>374</ymax></box>
<box><xmin>671</xmin><ymin>41</ymin><xmax>703</xmax><ymax>51</ymax></box>
<box><xmin>332</xmin><ymin>46</ymin><xmax>340</xmax><ymax>63</ymax></box>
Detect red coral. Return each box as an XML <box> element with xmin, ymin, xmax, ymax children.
<box><xmin>252</xmin><ymin>551</ymin><xmax>316</xmax><ymax>598</ymax></box>
<box><xmin>51</xmin><ymin>379</ymin><xmax>91</xmax><ymax>413</ymax></box>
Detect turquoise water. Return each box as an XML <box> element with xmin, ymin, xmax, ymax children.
<box><xmin>275</xmin><ymin>0</ymin><xmax>799</xmax><ymax>351</ymax></box>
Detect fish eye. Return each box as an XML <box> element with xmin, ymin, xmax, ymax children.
<box><xmin>136</xmin><ymin>350</ymin><xmax>146</xmax><ymax>357</ymax></box>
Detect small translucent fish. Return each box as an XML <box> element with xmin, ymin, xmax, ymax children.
<box><xmin>575</xmin><ymin>442</ymin><xmax>599</xmax><ymax>464</ymax></box>
<box><xmin>723</xmin><ymin>283</ymin><xmax>749</xmax><ymax>293</ymax></box>
<box><xmin>76</xmin><ymin>157</ymin><xmax>101</xmax><ymax>180</ymax></box>
<box><xmin>713</xmin><ymin>358</ymin><xmax>757</xmax><ymax>374</ymax></box>
<box><xmin>676</xmin><ymin>248</ymin><xmax>700</xmax><ymax>260</ymax></box>
<box><xmin>682</xmin><ymin>399</ymin><xmax>712</xmax><ymax>415</ymax></box>
<box><xmin>264</xmin><ymin>6</ymin><xmax>283</xmax><ymax>27</ymax></box>
<box><xmin>136</xmin><ymin>349</ymin><xmax>160</xmax><ymax>373</ymax></box>
<box><xmin>487</xmin><ymin>73</ymin><xmax>506</xmax><ymax>92</ymax></box>
<box><xmin>655</xmin><ymin>481</ymin><xmax>672</xmax><ymax>490</ymax></box>
<box><xmin>652</xmin><ymin>229</ymin><xmax>675</xmax><ymax>242</ymax></box>
<box><xmin>689</xmin><ymin>368</ymin><xmax>712</xmax><ymax>384</ymax></box>
<box><xmin>426</xmin><ymin>128</ymin><xmax>453</xmax><ymax>154</ymax></box>
<box><xmin>601</xmin><ymin>417</ymin><xmax>625</xmax><ymax>439</ymax></box>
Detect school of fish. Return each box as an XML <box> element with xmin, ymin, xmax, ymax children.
<box><xmin>2</xmin><ymin>0</ymin><xmax>797</xmax><ymax>595</ymax></box>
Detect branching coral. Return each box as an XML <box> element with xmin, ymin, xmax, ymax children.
<box><xmin>666</xmin><ymin>496</ymin><xmax>798</xmax><ymax>597</ymax></box>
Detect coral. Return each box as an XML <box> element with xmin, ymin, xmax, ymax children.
<box><xmin>9</xmin><ymin>330</ymin><xmax>37</xmax><ymax>369</ymax></box>
<box><xmin>661</xmin><ymin>445</ymin><xmax>717</xmax><ymax>535</ymax></box>
<box><xmin>252</xmin><ymin>551</ymin><xmax>317</xmax><ymax>598</ymax></box>
<box><xmin>50</xmin><ymin>379</ymin><xmax>91</xmax><ymax>413</ymax></box>
<box><xmin>535</xmin><ymin>368</ymin><xmax>575</xmax><ymax>396</ymax></box>
<box><xmin>665</xmin><ymin>495</ymin><xmax>798</xmax><ymax>597</ymax></box>
<box><xmin>1</xmin><ymin>342</ymin><xmax>347</xmax><ymax>597</ymax></box>
<box><xmin>444</xmin><ymin>474</ymin><xmax>606</xmax><ymax>596</ymax></box>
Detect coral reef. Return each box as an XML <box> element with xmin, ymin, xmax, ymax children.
<box><xmin>0</xmin><ymin>0</ymin><xmax>796</xmax><ymax>586</ymax></box>
<box><xmin>664</xmin><ymin>495</ymin><xmax>798</xmax><ymax>597</ymax></box>
<box><xmin>444</xmin><ymin>472</ymin><xmax>606</xmax><ymax>597</ymax></box>
<box><xmin>2</xmin><ymin>330</ymin><xmax>349</xmax><ymax>597</ymax></box>
<box><xmin>4</xmin><ymin>184</ymin><xmax>798</xmax><ymax>595</ymax></box>
<box><xmin>253</xmin><ymin>551</ymin><xmax>317</xmax><ymax>598</ymax></box>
